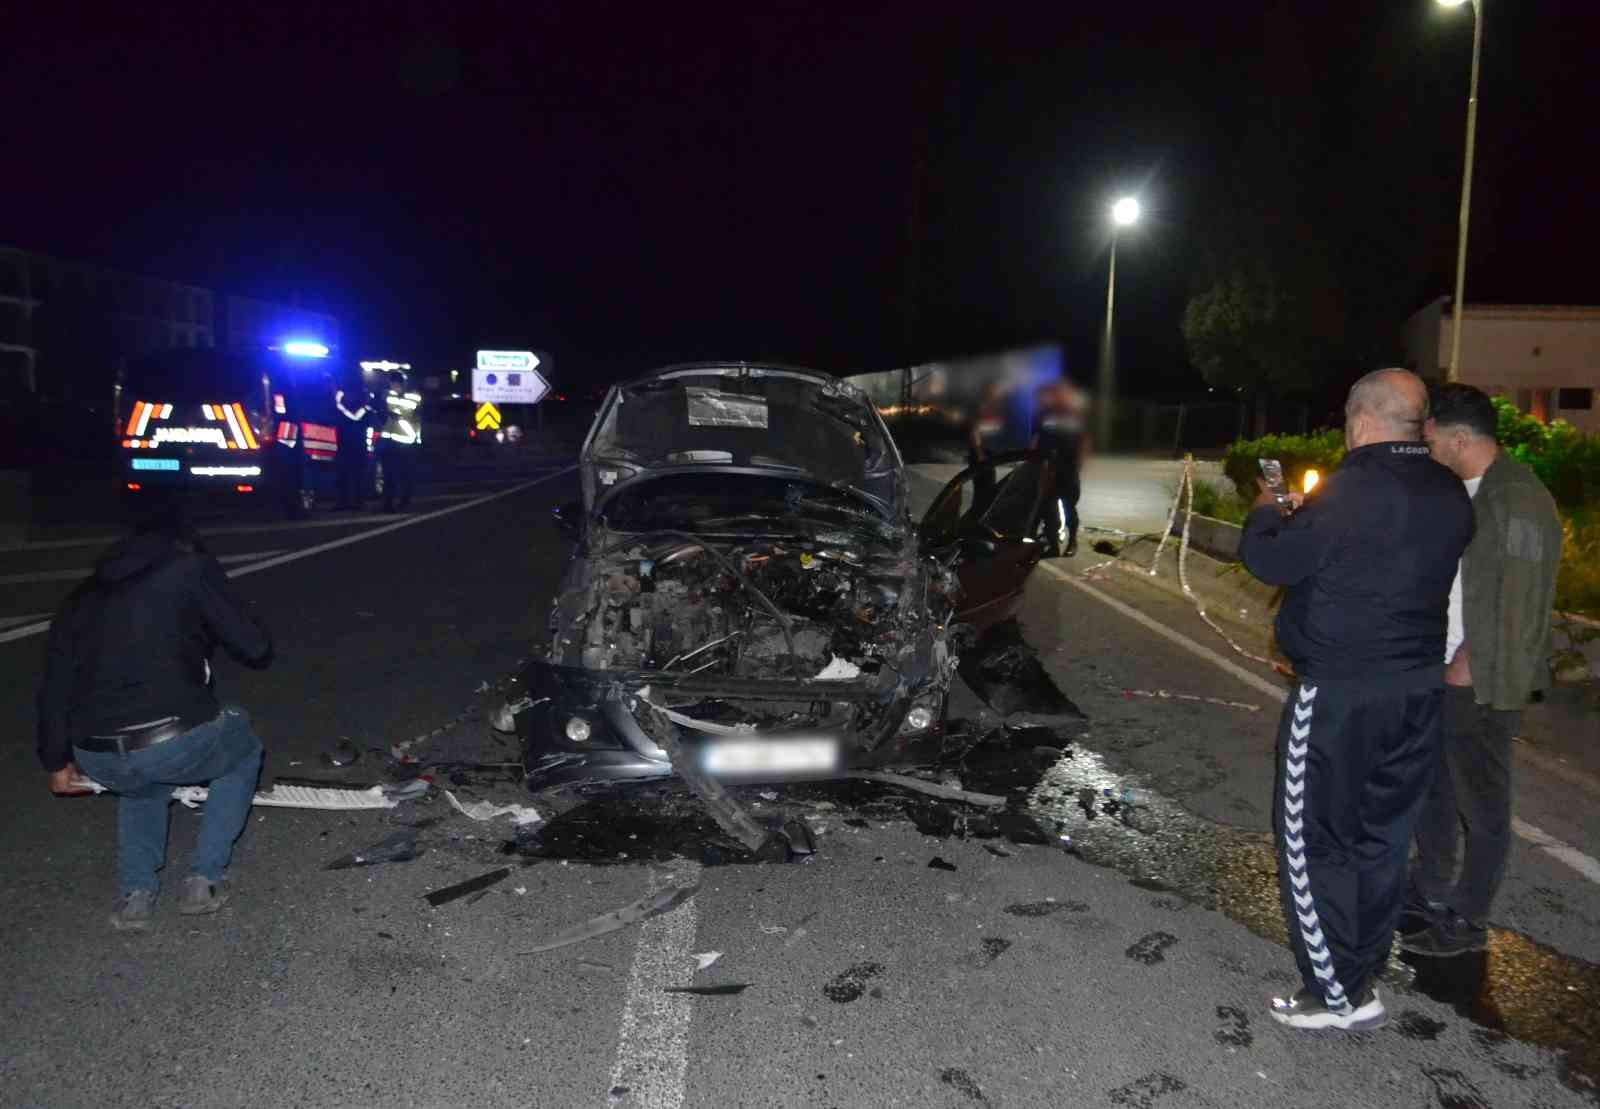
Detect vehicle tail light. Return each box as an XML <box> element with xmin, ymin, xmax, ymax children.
<box><xmin>126</xmin><ymin>482</ymin><xmax>142</xmax><ymax>491</ymax></box>
<box><xmin>236</xmin><ymin>484</ymin><xmax>254</xmax><ymax>493</ymax></box>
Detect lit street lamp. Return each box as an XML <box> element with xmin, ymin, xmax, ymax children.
<box><xmin>1438</xmin><ymin>0</ymin><xmax>1482</xmax><ymax>383</ymax></box>
<box><xmin>1097</xmin><ymin>196</ymin><xmax>1141</xmax><ymax>446</ymax></box>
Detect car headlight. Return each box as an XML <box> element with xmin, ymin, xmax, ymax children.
<box><xmin>903</xmin><ymin>705</ymin><xmax>935</xmax><ymax>733</ymax></box>
<box><xmin>564</xmin><ymin>716</ymin><xmax>593</xmax><ymax>743</ymax></box>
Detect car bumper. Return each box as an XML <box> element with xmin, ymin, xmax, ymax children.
<box><xmin>502</xmin><ymin>660</ymin><xmax>946</xmax><ymax>790</ymax></box>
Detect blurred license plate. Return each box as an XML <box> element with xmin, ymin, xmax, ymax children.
<box><xmin>701</xmin><ymin>737</ymin><xmax>839</xmax><ymax>777</ymax></box>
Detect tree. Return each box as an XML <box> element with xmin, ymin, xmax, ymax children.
<box><xmin>1181</xmin><ymin>247</ymin><xmax>1343</xmax><ymax>436</ymax></box>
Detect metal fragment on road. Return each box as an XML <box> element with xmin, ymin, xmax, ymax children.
<box><xmin>520</xmin><ymin>882</ymin><xmax>700</xmax><ymax>954</ymax></box>
<box><xmin>694</xmin><ymin>952</ymin><xmax>723</xmax><ymax>971</ymax></box>
<box><xmin>425</xmin><ymin>866</ymin><xmax>513</xmax><ymax>907</ymax></box>
<box><xmin>663</xmin><ymin>983</ymin><xmax>751</xmax><ymax>996</ymax></box>
<box><xmin>846</xmin><ymin>771</ymin><xmax>1006</xmax><ymax>809</ymax></box>
<box><xmin>324</xmin><ymin>829</ymin><xmax>423</xmax><ymax>870</ymax></box>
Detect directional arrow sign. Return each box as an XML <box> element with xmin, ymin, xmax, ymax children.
<box><xmin>475</xmin><ymin>402</ymin><xmax>502</xmax><ymax>431</ymax></box>
<box><xmin>472</xmin><ymin>366</ymin><xmax>550</xmax><ymax>405</ymax></box>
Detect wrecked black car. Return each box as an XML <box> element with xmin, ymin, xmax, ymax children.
<box><xmin>497</xmin><ymin>363</ymin><xmax>1055</xmax><ymax>791</ymax></box>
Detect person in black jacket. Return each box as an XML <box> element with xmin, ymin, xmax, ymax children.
<box><xmin>1239</xmin><ymin>368</ymin><xmax>1473</xmax><ymax>1032</ymax></box>
<box><xmin>38</xmin><ymin>496</ymin><xmax>272</xmax><ymax>932</ymax></box>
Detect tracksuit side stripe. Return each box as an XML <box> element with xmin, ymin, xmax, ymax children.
<box><xmin>1282</xmin><ymin>684</ymin><xmax>1351</xmax><ymax>1013</ymax></box>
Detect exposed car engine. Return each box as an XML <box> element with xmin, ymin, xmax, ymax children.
<box><xmin>549</xmin><ymin>535</ymin><xmax>943</xmax><ymax>682</ymax></box>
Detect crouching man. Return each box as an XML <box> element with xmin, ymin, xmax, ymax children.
<box><xmin>37</xmin><ymin>497</ymin><xmax>272</xmax><ymax>931</ymax></box>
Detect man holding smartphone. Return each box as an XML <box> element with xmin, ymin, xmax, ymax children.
<box><xmin>1239</xmin><ymin>369</ymin><xmax>1473</xmax><ymax>1031</ymax></box>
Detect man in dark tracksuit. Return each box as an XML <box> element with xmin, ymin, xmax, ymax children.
<box><xmin>1031</xmin><ymin>381</ymin><xmax>1089</xmax><ymax>557</ymax></box>
<box><xmin>334</xmin><ymin>376</ymin><xmax>372</xmax><ymax>510</ymax></box>
<box><xmin>1240</xmin><ymin>369</ymin><xmax>1473</xmax><ymax>1031</ymax></box>
<box><xmin>38</xmin><ymin>499</ymin><xmax>273</xmax><ymax>932</ymax></box>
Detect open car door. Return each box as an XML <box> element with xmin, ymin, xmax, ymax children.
<box><xmin>918</xmin><ymin>451</ymin><xmax>1054</xmax><ymax>630</ymax></box>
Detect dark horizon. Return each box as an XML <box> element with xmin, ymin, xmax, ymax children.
<box><xmin>5</xmin><ymin>1</ymin><xmax>1596</xmax><ymax>395</ymax></box>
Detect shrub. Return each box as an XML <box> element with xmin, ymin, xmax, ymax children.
<box><xmin>1222</xmin><ymin>429</ymin><xmax>1345</xmax><ymax>503</ymax></box>
<box><xmin>1556</xmin><ymin>508</ymin><xmax>1600</xmax><ymax>620</ymax></box>
<box><xmin>1189</xmin><ymin>479</ymin><xmax>1250</xmax><ymax>525</ymax></box>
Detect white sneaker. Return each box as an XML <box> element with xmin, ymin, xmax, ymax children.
<box><xmin>1270</xmin><ymin>984</ymin><xmax>1387</xmax><ymax>1031</ymax></box>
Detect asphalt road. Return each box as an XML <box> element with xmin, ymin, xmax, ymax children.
<box><xmin>1</xmin><ymin>465</ymin><xmax>1597</xmax><ymax>1108</ymax></box>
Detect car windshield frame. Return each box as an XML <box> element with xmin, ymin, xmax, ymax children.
<box><xmin>582</xmin><ymin>364</ymin><xmax>904</xmax><ymax>521</ymax></box>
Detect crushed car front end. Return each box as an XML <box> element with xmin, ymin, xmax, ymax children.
<box><xmin>500</xmin><ymin>363</ymin><xmax>960</xmax><ymax>789</ymax></box>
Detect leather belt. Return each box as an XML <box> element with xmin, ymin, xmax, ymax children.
<box><xmin>80</xmin><ymin>717</ymin><xmax>190</xmax><ymax>754</ymax></box>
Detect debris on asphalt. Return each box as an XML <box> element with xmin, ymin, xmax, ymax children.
<box><xmin>823</xmin><ymin>961</ymin><xmax>885</xmax><ymax>1003</ymax></box>
<box><xmin>1123</xmin><ymin>688</ymin><xmax>1261</xmax><ymax>713</ymax></box>
<box><xmin>927</xmin><ymin>856</ymin><xmax>958</xmax><ymax>872</ymax></box>
<box><xmin>443</xmin><ymin>789</ymin><xmax>542</xmax><ymax>826</ymax></box>
<box><xmin>1092</xmin><ymin>540</ymin><xmax>1119</xmax><ymax>556</ymax></box>
<box><xmin>520</xmin><ymin>882</ymin><xmax>700</xmax><ymax>954</ymax></box>
<box><xmin>957</xmin><ymin>619</ymin><xmax>1085</xmax><ymax>721</ymax></box>
<box><xmin>321</xmin><ymin>739</ymin><xmax>362</xmax><ymax>769</ymax></box>
<box><xmin>695</xmin><ymin>952</ymin><xmax>723</xmax><ymax>971</ymax></box>
<box><xmin>663</xmin><ymin>983</ymin><xmax>752</xmax><ymax>996</ymax></box>
<box><xmin>846</xmin><ymin>771</ymin><xmax>1004</xmax><ymax>809</ymax></box>
<box><xmin>324</xmin><ymin>829</ymin><xmax>423</xmax><ymax>870</ymax></box>
<box><xmin>424</xmin><ymin>866</ymin><xmax>513</xmax><ymax>907</ymax></box>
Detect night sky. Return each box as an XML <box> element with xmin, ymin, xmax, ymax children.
<box><xmin>5</xmin><ymin>2</ymin><xmax>1596</xmax><ymax>395</ymax></box>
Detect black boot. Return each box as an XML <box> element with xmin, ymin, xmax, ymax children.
<box><xmin>1064</xmin><ymin>529</ymin><xmax>1079</xmax><ymax>557</ymax></box>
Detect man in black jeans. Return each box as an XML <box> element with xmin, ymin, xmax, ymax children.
<box><xmin>1402</xmin><ymin>385</ymin><xmax>1563</xmax><ymax>956</ymax></box>
<box><xmin>38</xmin><ymin>497</ymin><xmax>273</xmax><ymax>932</ymax></box>
<box><xmin>1240</xmin><ymin>369</ymin><xmax>1473</xmax><ymax>1032</ymax></box>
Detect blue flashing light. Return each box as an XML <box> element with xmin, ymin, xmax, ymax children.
<box><xmin>282</xmin><ymin>340</ymin><xmax>330</xmax><ymax>358</ymax></box>
<box><xmin>132</xmin><ymin>458</ymin><xmax>181</xmax><ymax>471</ymax></box>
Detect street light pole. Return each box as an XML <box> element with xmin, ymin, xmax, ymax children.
<box><xmin>1442</xmin><ymin>0</ymin><xmax>1483</xmax><ymax>383</ymax></box>
<box><xmin>1097</xmin><ymin>195</ymin><xmax>1140</xmax><ymax>448</ymax></box>
<box><xmin>1097</xmin><ymin>232</ymin><xmax>1118</xmax><ymax>447</ymax></box>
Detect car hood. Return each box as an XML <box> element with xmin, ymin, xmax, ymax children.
<box><xmin>578</xmin><ymin>363</ymin><xmax>906</xmax><ymax>524</ymax></box>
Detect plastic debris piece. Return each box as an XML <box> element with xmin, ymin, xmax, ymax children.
<box><xmin>759</xmin><ymin>925</ymin><xmax>788</xmax><ymax>935</ymax></box>
<box><xmin>928</xmin><ymin>856</ymin><xmax>958</xmax><ymax>872</ymax></box>
<box><xmin>520</xmin><ymin>882</ymin><xmax>700</xmax><ymax>954</ymax></box>
<box><xmin>444</xmin><ymin>789</ymin><xmax>543</xmax><ymax>826</ymax></box>
<box><xmin>695</xmin><ymin>952</ymin><xmax>723</xmax><ymax>971</ymax></box>
<box><xmin>172</xmin><ymin>783</ymin><xmax>408</xmax><ymax>811</ymax></box>
<box><xmin>513</xmin><ymin>886</ymin><xmax>528</xmax><ymax>896</ymax></box>
<box><xmin>324</xmin><ymin>829</ymin><xmax>423</xmax><ymax>870</ymax></box>
<box><xmin>664</xmin><ymin>983</ymin><xmax>752</xmax><ymax>996</ymax></box>
<box><xmin>814</xmin><ymin>655</ymin><xmax>861</xmax><ymax>681</ymax></box>
<box><xmin>425</xmin><ymin>867</ymin><xmax>512</xmax><ymax>907</ymax></box>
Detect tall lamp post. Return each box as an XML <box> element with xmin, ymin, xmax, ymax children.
<box><xmin>1097</xmin><ymin>195</ymin><xmax>1141</xmax><ymax>447</ymax></box>
<box><xmin>1438</xmin><ymin>0</ymin><xmax>1482</xmax><ymax>383</ymax></box>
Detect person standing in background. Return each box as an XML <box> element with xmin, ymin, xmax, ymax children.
<box><xmin>1403</xmin><ymin>384</ymin><xmax>1563</xmax><ymax>957</ymax></box>
<box><xmin>1031</xmin><ymin>381</ymin><xmax>1090</xmax><ymax>556</ymax></box>
<box><xmin>333</xmin><ymin>372</ymin><xmax>371</xmax><ymax>511</ymax></box>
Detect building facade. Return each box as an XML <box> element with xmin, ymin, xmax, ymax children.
<box><xmin>0</xmin><ymin>244</ymin><xmax>337</xmax><ymax>408</ymax></box>
<box><xmin>1405</xmin><ymin>298</ymin><xmax>1600</xmax><ymax>433</ymax></box>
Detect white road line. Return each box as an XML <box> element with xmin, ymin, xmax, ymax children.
<box><xmin>0</xmin><ymin>482</ymin><xmax>555</xmax><ymax>553</ymax></box>
<box><xmin>1041</xmin><ymin>561</ymin><xmax>1287</xmax><ymax>702</ymax></box>
<box><xmin>606</xmin><ymin>864</ymin><xmax>702</xmax><ymax>1109</ymax></box>
<box><xmin>1042</xmin><ymin>559</ymin><xmax>1600</xmax><ymax>888</ymax></box>
<box><xmin>0</xmin><ymin>613</ymin><xmax>49</xmax><ymax>631</ymax></box>
<box><xmin>1512</xmin><ymin>818</ymin><xmax>1600</xmax><ymax>885</ymax></box>
<box><xmin>0</xmin><ymin>549</ymin><xmax>286</xmax><ymax>586</ymax></box>
<box><xmin>0</xmin><ymin>466</ymin><xmax>576</xmax><ymax>646</ymax></box>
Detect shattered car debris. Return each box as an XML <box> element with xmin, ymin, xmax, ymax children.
<box><xmin>499</xmin><ymin>363</ymin><xmax>1055</xmax><ymax>790</ymax></box>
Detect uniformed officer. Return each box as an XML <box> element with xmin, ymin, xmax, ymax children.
<box><xmin>333</xmin><ymin>374</ymin><xmax>371</xmax><ymax>510</ymax></box>
<box><xmin>377</xmin><ymin>370</ymin><xmax>423</xmax><ymax>513</ymax></box>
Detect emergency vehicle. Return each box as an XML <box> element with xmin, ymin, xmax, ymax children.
<box><xmin>116</xmin><ymin>341</ymin><xmax>360</xmax><ymax>515</ymax></box>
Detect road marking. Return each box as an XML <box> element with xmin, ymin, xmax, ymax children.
<box><xmin>1041</xmin><ymin>561</ymin><xmax>1286</xmax><ymax>702</ymax></box>
<box><xmin>0</xmin><ymin>613</ymin><xmax>48</xmax><ymax>631</ymax></box>
<box><xmin>1513</xmin><ymin>818</ymin><xmax>1600</xmax><ymax>885</ymax></box>
<box><xmin>0</xmin><ymin>466</ymin><xmax>577</xmax><ymax>645</ymax></box>
<box><xmin>0</xmin><ymin>489</ymin><xmax>521</xmax><ymax>554</ymax></box>
<box><xmin>0</xmin><ymin>549</ymin><xmax>286</xmax><ymax>586</ymax></box>
<box><xmin>1042</xmin><ymin>559</ymin><xmax>1600</xmax><ymax>888</ymax></box>
<box><xmin>607</xmin><ymin>864</ymin><xmax>701</xmax><ymax>1109</ymax></box>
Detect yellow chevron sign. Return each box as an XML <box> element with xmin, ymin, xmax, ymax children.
<box><xmin>475</xmin><ymin>402</ymin><xmax>502</xmax><ymax>431</ymax></box>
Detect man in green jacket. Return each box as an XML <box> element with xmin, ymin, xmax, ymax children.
<box><xmin>1403</xmin><ymin>384</ymin><xmax>1563</xmax><ymax>956</ymax></box>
